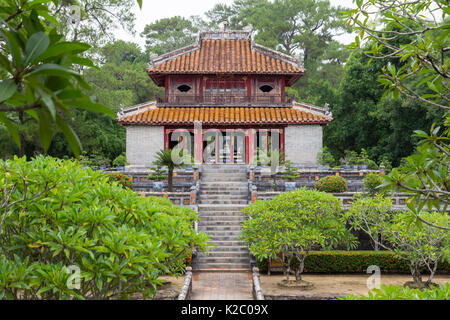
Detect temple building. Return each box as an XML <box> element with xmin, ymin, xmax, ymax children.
<box><xmin>117</xmin><ymin>29</ymin><xmax>332</xmax><ymax>167</ymax></box>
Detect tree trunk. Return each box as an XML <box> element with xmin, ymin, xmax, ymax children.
<box><xmin>168</xmin><ymin>169</ymin><xmax>173</xmax><ymax>192</ymax></box>
<box><xmin>272</xmin><ymin>175</ymin><xmax>278</xmax><ymax>192</ymax></box>
<box><xmin>411</xmin><ymin>263</ymin><xmax>422</xmax><ymax>284</ymax></box>
<box><xmin>282</xmin><ymin>254</ymin><xmax>292</xmax><ymax>282</ymax></box>
<box><xmin>426</xmin><ymin>262</ymin><xmax>439</xmax><ymax>287</ymax></box>
<box><xmin>295</xmin><ymin>256</ymin><xmax>305</xmax><ymax>281</ymax></box>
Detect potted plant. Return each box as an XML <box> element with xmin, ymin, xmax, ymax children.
<box><xmin>357</xmin><ymin>149</ymin><xmax>370</xmax><ymax>170</ymax></box>
<box><xmin>153</xmin><ymin>149</ymin><xmax>191</xmax><ymax>192</ymax></box>
<box><xmin>340</xmin><ymin>150</ymin><xmax>358</xmax><ymax>170</ymax></box>
<box><xmin>281</xmin><ymin>160</ymin><xmax>300</xmax><ymax>191</ymax></box>
<box><xmin>112</xmin><ymin>153</ymin><xmax>129</xmax><ymax>171</ymax></box>
<box><xmin>317</xmin><ymin>147</ymin><xmax>335</xmax><ymax>171</ymax></box>
<box><xmin>147</xmin><ymin>165</ymin><xmax>167</xmax><ymax>191</ymax></box>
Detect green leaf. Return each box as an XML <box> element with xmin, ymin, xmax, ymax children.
<box><xmin>55</xmin><ymin>114</ymin><xmax>82</xmax><ymax>156</ymax></box>
<box><xmin>67</xmin><ymin>99</ymin><xmax>115</xmax><ymax>117</ymax></box>
<box><xmin>37</xmin><ymin>109</ymin><xmax>53</xmax><ymax>151</ymax></box>
<box><xmin>37</xmin><ymin>42</ymin><xmax>91</xmax><ymax>61</ymax></box>
<box><xmin>0</xmin><ymin>79</ymin><xmax>17</xmax><ymax>103</ymax></box>
<box><xmin>36</xmin><ymin>10</ymin><xmax>59</xmax><ymax>25</ymax></box>
<box><xmin>0</xmin><ymin>113</ymin><xmax>20</xmax><ymax>147</ymax></box>
<box><xmin>24</xmin><ymin>32</ymin><xmax>50</xmax><ymax>65</ymax></box>
<box><xmin>71</xmin><ymin>56</ymin><xmax>97</xmax><ymax>68</ymax></box>
<box><xmin>28</xmin><ymin>64</ymin><xmax>79</xmax><ymax>78</ymax></box>
<box><xmin>36</xmin><ymin>88</ymin><xmax>56</xmax><ymax>119</ymax></box>
<box><xmin>0</xmin><ymin>52</ymin><xmax>12</xmax><ymax>73</ymax></box>
<box><xmin>0</xmin><ymin>28</ymin><xmax>22</xmax><ymax>67</ymax></box>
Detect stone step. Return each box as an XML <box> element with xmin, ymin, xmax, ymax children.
<box><xmin>199</xmin><ymin>190</ymin><xmax>248</xmax><ymax>196</ymax></box>
<box><xmin>199</xmin><ymin>220</ymin><xmax>244</xmax><ymax>226</ymax></box>
<box><xmin>199</xmin><ymin>225</ymin><xmax>242</xmax><ymax>232</ymax></box>
<box><xmin>200</xmin><ymin>199</ymin><xmax>248</xmax><ymax>205</ymax></box>
<box><xmin>200</xmin><ymin>213</ymin><xmax>244</xmax><ymax>218</ymax></box>
<box><xmin>199</xmin><ymin>209</ymin><xmax>244</xmax><ymax>214</ymax></box>
<box><xmin>197</xmin><ymin>251</ymin><xmax>249</xmax><ymax>258</ymax></box>
<box><xmin>200</xmin><ymin>189</ymin><xmax>249</xmax><ymax>194</ymax></box>
<box><xmin>202</xmin><ymin>174</ymin><xmax>247</xmax><ymax>179</ymax></box>
<box><xmin>209</xmin><ymin>240</ymin><xmax>247</xmax><ymax>247</ymax></box>
<box><xmin>199</xmin><ymin>194</ymin><xmax>248</xmax><ymax>199</ymax></box>
<box><xmin>199</xmin><ymin>212</ymin><xmax>245</xmax><ymax>217</ymax></box>
<box><xmin>202</xmin><ymin>230</ymin><xmax>242</xmax><ymax>236</ymax></box>
<box><xmin>209</xmin><ymin>235</ymin><xmax>242</xmax><ymax>241</ymax></box>
<box><xmin>200</xmin><ymin>181</ymin><xmax>248</xmax><ymax>186</ymax></box>
<box><xmin>191</xmin><ymin>263</ymin><xmax>250</xmax><ymax>270</ymax></box>
<box><xmin>208</xmin><ymin>246</ymin><xmax>249</xmax><ymax>252</ymax></box>
<box><xmin>200</xmin><ymin>188</ymin><xmax>248</xmax><ymax>192</ymax></box>
<box><xmin>199</xmin><ymin>216</ymin><xmax>245</xmax><ymax>223</ymax></box>
<box><xmin>202</xmin><ymin>170</ymin><xmax>248</xmax><ymax>174</ymax></box>
<box><xmin>198</xmin><ymin>204</ymin><xmax>248</xmax><ymax>211</ymax></box>
<box><xmin>201</xmin><ymin>168</ymin><xmax>248</xmax><ymax>174</ymax></box>
<box><xmin>194</xmin><ymin>256</ymin><xmax>250</xmax><ymax>264</ymax></box>
<box><xmin>201</xmin><ymin>179</ymin><xmax>247</xmax><ymax>183</ymax></box>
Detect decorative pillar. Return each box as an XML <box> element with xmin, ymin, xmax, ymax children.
<box><xmin>250</xmin><ymin>184</ymin><xmax>257</xmax><ymax>203</ymax></box>
<box><xmin>194</xmin><ymin>122</ymin><xmax>203</xmax><ymax>165</ymax></box>
<box><xmin>249</xmin><ymin>166</ymin><xmax>255</xmax><ymax>181</ymax></box>
<box><xmin>248</xmin><ymin>129</ymin><xmax>256</xmax><ymax>165</ymax></box>
<box><xmin>193</xmin><ymin>166</ymin><xmax>199</xmax><ymax>181</ymax></box>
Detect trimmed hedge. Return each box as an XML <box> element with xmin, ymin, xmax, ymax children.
<box><xmin>315</xmin><ymin>176</ymin><xmax>348</xmax><ymax>193</ymax></box>
<box><xmin>257</xmin><ymin>251</ymin><xmax>450</xmax><ymax>274</ymax></box>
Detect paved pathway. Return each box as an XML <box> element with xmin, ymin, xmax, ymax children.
<box><xmin>189</xmin><ymin>272</ymin><xmax>253</xmax><ymax>300</ymax></box>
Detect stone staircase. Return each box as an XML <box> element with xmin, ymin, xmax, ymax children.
<box><xmin>192</xmin><ymin>165</ymin><xmax>251</xmax><ymax>271</ymax></box>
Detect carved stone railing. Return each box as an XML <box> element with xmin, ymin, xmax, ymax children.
<box><xmin>178</xmin><ymin>267</ymin><xmax>193</xmax><ymax>300</ymax></box>
<box><xmin>252</xmin><ymin>267</ymin><xmax>265</xmax><ymax>300</ymax></box>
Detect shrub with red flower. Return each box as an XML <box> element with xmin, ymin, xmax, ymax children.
<box><xmin>107</xmin><ymin>172</ymin><xmax>133</xmax><ymax>189</ymax></box>
<box><xmin>315</xmin><ymin>175</ymin><xmax>348</xmax><ymax>193</ymax></box>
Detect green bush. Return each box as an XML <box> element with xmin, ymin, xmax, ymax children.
<box><xmin>340</xmin><ymin>283</ymin><xmax>450</xmax><ymax>300</ymax></box>
<box><xmin>112</xmin><ymin>153</ymin><xmax>129</xmax><ymax>168</ymax></box>
<box><xmin>345</xmin><ymin>196</ymin><xmax>449</xmax><ymax>287</ymax></box>
<box><xmin>148</xmin><ymin>165</ymin><xmax>167</xmax><ymax>181</ymax></box>
<box><xmin>107</xmin><ymin>172</ymin><xmax>133</xmax><ymax>189</ymax></box>
<box><xmin>256</xmin><ymin>251</ymin><xmax>450</xmax><ymax>274</ymax></box>
<box><xmin>241</xmin><ymin>188</ymin><xmax>356</xmax><ymax>281</ymax></box>
<box><xmin>0</xmin><ymin>156</ymin><xmax>210</xmax><ymax>300</ymax></box>
<box><xmin>363</xmin><ymin>173</ymin><xmax>386</xmax><ymax>197</ymax></box>
<box><xmin>315</xmin><ymin>175</ymin><xmax>348</xmax><ymax>193</ymax></box>
<box><xmin>280</xmin><ymin>160</ymin><xmax>300</xmax><ymax>181</ymax></box>
<box><xmin>317</xmin><ymin>147</ymin><xmax>335</xmax><ymax>167</ymax></box>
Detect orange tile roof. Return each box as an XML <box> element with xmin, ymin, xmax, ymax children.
<box><xmin>118</xmin><ymin>106</ymin><xmax>331</xmax><ymax>126</ymax></box>
<box><xmin>147</xmin><ymin>40</ymin><xmax>304</xmax><ymax>75</ymax></box>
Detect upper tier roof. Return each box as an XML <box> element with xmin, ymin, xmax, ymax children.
<box><xmin>147</xmin><ymin>30</ymin><xmax>305</xmax><ymax>86</ymax></box>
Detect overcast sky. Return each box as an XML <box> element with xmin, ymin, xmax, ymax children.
<box><xmin>116</xmin><ymin>0</ymin><xmax>357</xmax><ymax>48</ymax></box>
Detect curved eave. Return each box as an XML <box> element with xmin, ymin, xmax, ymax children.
<box><xmin>118</xmin><ymin>119</ymin><xmax>331</xmax><ymax>126</ymax></box>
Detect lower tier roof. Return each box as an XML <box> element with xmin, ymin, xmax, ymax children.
<box><xmin>117</xmin><ymin>102</ymin><xmax>332</xmax><ymax>126</ymax></box>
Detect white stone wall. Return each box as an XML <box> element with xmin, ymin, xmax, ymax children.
<box><xmin>285</xmin><ymin>125</ymin><xmax>323</xmax><ymax>165</ymax></box>
<box><xmin>126</xmin><ymin>126</ymin><xmax>164</xmax><ymax>167</ymax></box>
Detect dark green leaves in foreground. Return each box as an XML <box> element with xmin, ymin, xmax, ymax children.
<box><xmin>0</xmin><ymin>1</ymin><xmax>122</xmax><ymax>156</ymax></box>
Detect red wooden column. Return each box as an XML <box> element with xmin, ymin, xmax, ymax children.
<box><xmin>194</xmin><ymin>122</ymin><xmax>203</xmax><ymax>165</ymax></box>
<box><xmin>248</xmin><ymin>129</ymin><xmax>256</xmax><ymax>164</ymax></box>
